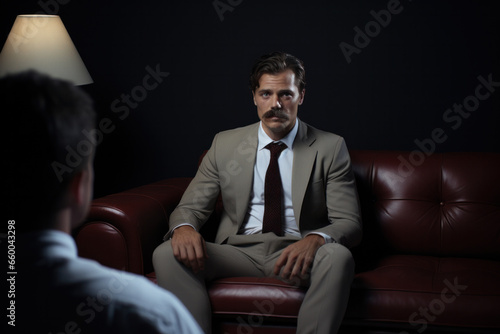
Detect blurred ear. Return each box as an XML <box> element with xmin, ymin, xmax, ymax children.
<box><xmin>67</xmin><ymin>170</ymin><xmax>86</xmax><ymax>206</ymax></box>
<box><xmin>298</xmin><ymin>89</ymin><xmax>305</xmax><ymax>105</ymax></box>
<box><xmin>67</xmin><ymin>166</ymin><xmax>93</xmax><ymax>230</ymax></box>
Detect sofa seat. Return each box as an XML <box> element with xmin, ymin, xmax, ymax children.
<box><xmin>196</xmin><ymin>256</ymin><xmax>500</xmax><ymax>331</ymax></box>
<box><xmin>209</xmin><ymin>277</ymin><xmax>304</xmax><ymax>322</ymax></box>
<box><xmin>75</xmin><ymin>151</ymin><xmax>500</xmax><ymax>333</ymax></box>
<box><xmin>346</xmin><ymin>255</ymin><xmax>500</xmax><ymax>329</ymax></box>
<box><xmin>144</xmin><ymin>254</ymin><xmax>500</xmax><ymax>332</ymax></box>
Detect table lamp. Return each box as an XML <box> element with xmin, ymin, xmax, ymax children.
<box><xmin>0</xmin><ymin>15</ymin><xmax>92</xmax><ymax>85</ymax></box>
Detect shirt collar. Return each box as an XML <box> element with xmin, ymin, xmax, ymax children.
<box><xmin>19</xmin><ymin>229</ymin><xmax>77</xmax><ymax>261</ymax></box>
<box><xmin>258</xmin><ymin>118</ymin><xmax>299</xmax><ymax>151</ymax></box>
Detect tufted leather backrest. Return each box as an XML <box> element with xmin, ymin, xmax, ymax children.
<box><xmin>349</xmin><ymin>151</ymin><xmax>500</xmax><ymax>260</ymax></box>
<box><xmin>77</xmin><ymin>150</ymin><xmax>500</xmax><ymax>276</ymax></box>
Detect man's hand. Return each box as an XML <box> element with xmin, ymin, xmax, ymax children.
<box><xmin>171</xmin><ymin>225</ymin><xmax>208</xmax><ymax>273</ymax></box>
<box><xmin>273</xmin><ymin>234</ymin><xmax>325</xmax><ymax>282</ymax></box>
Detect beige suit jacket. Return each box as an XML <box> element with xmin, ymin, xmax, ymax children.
<box><xmin>167</xmin><ymin>120</ymin><xmax>362</xmax><ymax>248</ymax></box>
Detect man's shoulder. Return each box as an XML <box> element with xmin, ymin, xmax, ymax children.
<box><xmin>299</xmin><ymin>120</ymin><xmax>344</xmax><ymax>143</ymax></box>
<box><xmin>216</xmin><ymin>122</ymin><xmax>259</xmax><ymax>138</ymax></box>
<box><xmin>18</xmin><ymin>253</ymin><xmax>197</xmax><ymax>333</ymax></box>
<box><xmin>92</xmin><ymin>266</ymin><xmax>202</xmax><ymax>333</ymax></box>
<box><xmin>76</xmin><ymin>257</ymin><xmax>167</xmax><ymax>302</ymax></box>
<box><xmin>210</xmin><ymin>122</ymin><xmax>260</xmax><ymax>152</ymax></box>
<box><xmin>48</xmin><ymin>253</ymin><xmax>173</xmax><ymax>307</ymax></box>
<box><xmin>73</xmin><ymin>259</ymin><xmax>200</xmax><ymax>331</ymax></box>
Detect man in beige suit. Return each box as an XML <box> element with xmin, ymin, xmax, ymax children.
<box><xmin>153</xmin><ymin>52</ymin><xmax>362</xmax><ymax>333</ymax></box>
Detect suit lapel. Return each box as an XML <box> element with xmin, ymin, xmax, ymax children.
<box><xmin>292</xmin><ymin>121</ymin><xmax>317</xmax><ymax>228</ymax></box>
<box><xmin>232</xmin><ymin>124</ymin><xmax>259</xmax><ymax>226</ymax></box>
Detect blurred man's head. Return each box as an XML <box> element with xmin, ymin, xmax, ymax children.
<box><xmin>2</xmin><ymin>71</ymin><xmax>96</xmax><ymax>233</ymax></box>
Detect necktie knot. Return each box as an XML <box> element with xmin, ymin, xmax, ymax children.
<box><xmin>265</xmin><ymin>142</ymin><xmax>287</xmax><ymax>158</ymax></box>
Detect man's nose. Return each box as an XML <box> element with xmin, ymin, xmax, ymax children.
<box><xmin>271</xmin><ymin>95</ymin><xmax>282</xmax><ymax>109</ymax></box>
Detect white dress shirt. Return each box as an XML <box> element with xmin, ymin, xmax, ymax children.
<box><xmin>176</xmin><ymin>119</ymin><xmax>333</xmax><ymax>243</ymax></box>
<box><xmin>239</xmin><ymin>120</ymin><xmax>300</xmax><ymax>236</ymax></box>
<box><xmin>239</xmin><ymin>119</ymin><xmax>334</xmax><ymax>243</ymax></box>
<box><xmin>17</xmin><ymin>230</ymin><xmax>203</xmax><ymax>334</ymax></box>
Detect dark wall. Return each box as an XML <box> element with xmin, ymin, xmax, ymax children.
<box><xmin>2</xmin><ymin>0</ymin><xmax>499</xmax><ymax>198</ymax></box>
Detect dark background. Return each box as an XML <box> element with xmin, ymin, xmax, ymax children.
<box><xmin>2</xmin><ymin>0</ymin><xmax>499</xmax><ymax>198</ymax></box>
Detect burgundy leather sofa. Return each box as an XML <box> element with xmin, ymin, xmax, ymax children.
<box><xmin>75</xmin><ymin>151</ymin><xmax>500</xmax><ymax>333</ymax></box>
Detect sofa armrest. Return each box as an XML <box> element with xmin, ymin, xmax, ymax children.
<box><xmin>74</xmin><ymin>177</ymin><xmax>192</xmax><ymax>275</ymax></box>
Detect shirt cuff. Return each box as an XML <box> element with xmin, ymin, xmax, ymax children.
<box><xmin>306</xmin><ymin>232</ymin><xmax>335</xmax><ymax>244</ymax></box>
<box><xmin>170</xmin><ymin>223</ymin><xmax>196</xmax><ymax>238</ymax></box>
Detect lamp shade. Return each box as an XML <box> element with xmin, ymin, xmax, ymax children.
<box><xmin>0</xmin><ymin>15</ymin><xmax>92</xmax><ymax>85</ymax></box>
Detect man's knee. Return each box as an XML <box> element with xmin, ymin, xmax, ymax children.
<box><xmin>153</xmin><ymin>240</ymin><xmax>175</xmax><ymax>266</ymax></box>
<box><xmin>316</xmin><ymin>243</ymin><xmax>355</xmax><ymax>276</ymax></box>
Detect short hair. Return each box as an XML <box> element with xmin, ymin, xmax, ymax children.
<box><xmin>249</xmin><ymin>52</ymin><xmax>306</xmax><ymax>92</ymax></box>
<box><xmin>2</xmin><ymin>71</ymin><xmax>96</xmax><ymax>230</ymax></box>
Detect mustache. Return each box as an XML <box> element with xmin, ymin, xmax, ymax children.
<box><xmin>262</xmin><ymin>109</ymin><xmax>289</xmax><ymax>120</ymax></box>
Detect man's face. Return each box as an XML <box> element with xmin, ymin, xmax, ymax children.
<box><xmin>253</xmin><ymin>69</ymin><xmax>305</xmax><ymax>140</ymax></box>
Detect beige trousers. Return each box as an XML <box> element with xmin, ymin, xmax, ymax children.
<box><xmin>152</xmin><ymin>233</ymin><xmax>354</xmax><ymax>334</ymax></box>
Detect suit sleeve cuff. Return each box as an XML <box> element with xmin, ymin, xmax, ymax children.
<box><xmin>306</xmin><ymin>232</ymin><xmax>336</xmax><ymax>244</ymax></box>
<box><xmin>167</xmin><ymin>223</ymin><xmax>196</xmax><ymax>240</ymax></box>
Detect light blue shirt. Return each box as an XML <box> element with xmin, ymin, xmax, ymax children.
<box><xmin>175</xmin><ymin>119</ymin><xmax>333</xmax><ymax>243</ymax></box>
<box><xmin>240</xmin><ymin>119</ymin><xmax>334</xmax><ymax>243</ymax></box>
<box><xmin>17</xmin><ymin>230</ymin><xmax>203</xmax><ymax>334</ymax></box>
<box><xmin>239</xmin><ymin>119</ymin><xmax>300</xmax><ymax>236</ymax></box>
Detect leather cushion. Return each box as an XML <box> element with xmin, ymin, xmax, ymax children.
<box><xmin>203</xmin><ymin>255</ymin><xmax>500</xmax><ymax>329</ymax></box>
<box><xmin>209</xmin><ymin>277</ymin><xmax>305</xmax><ymax>320</ymax></box>
<box><xmin>346</xmin><ymin>255</ymin><xmax>500</xmax><ymax>329</ymax></box>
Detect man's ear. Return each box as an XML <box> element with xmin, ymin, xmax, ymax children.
<box><xmin>67</xmin><ymin>167</ymin><xmax>93</xmax><ymax>230</ymax></box>
<box><xmin>299</xmin><ymin>89</ymin><xmax>305</xmax><ymax>105</ymax></box>
<box><xmin>252</xmin><ymin>91</ymin><xmax>257</xmax><ymax>106</ymax></box>
<box><xmin>67</xmin><ymin>170</ymin><xmax>86</xmax><ymax>206</ymax></box>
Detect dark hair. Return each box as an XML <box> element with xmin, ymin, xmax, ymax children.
<box><xmin>2</xmin><ymin>71</ymin><xmax>96</xmax><ymax>230</ymax></box>
<box><xmin>249</xmin><ymin>52</ymin><xmax>306</xmax><ymax>92</ymax></box>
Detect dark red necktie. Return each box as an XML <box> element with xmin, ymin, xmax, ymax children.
<box><xmin>263</xmin><ymin>142</ymin><xmax>287</xmax><ymax>236</ymax></box>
